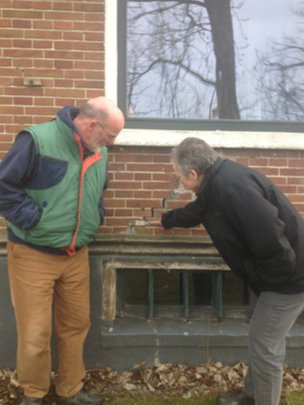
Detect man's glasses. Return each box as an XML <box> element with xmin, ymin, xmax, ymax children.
<box><xmin>95</xmin><ymin>121</ymin><xmax>117</xmax><ymax>140</ymax></box>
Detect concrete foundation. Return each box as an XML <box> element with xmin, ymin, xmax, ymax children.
<box><xmin>1</xmin><ymin>253</ymin><xmax>304</xmax><ymax>371</ymax></box>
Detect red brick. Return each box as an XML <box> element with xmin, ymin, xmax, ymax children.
<box><xmin>73</xmin><ymin>22</ymin><xmax>103</xmax><ymax>32</ymax></box>
<box><xmin>63</xmin><ymin>32</ymin><xmax>83</xmax><ymax>41</ymax></box>
<box><xmin>134</xmin><ymin>191</ymin><xmax>153</xmax><ymax>199</ymax></box>
<box><xmin>127</xmin><ymin>163</ymin><xmax>168</xmax><ymax>172</ymax></box>
<box><xmin>143</xmin><ymin>181</ymin><xmax>174</xmax><ymax>190</ymax></box>
<box><xmin>256</xmin><ymin>167</ymin><xmax>279</xmax><ymax>176</ymax></box>
<box><xmin>74</xmin><ymin>3</ymin><xmax>104</xmax><ymax>12</ymax></box>
<box><xmin>288</xmin><ymin>159</ymin><xmax>304</xmax><ymax>168</ymax></box>
<box><xmin>109</xmin><ymin>181</ymin><xmax>142</xmax><ymax>190</ymax></box>
<box><xmin>0</xmin><ymin>29</ymin><xmax>23</xmax><ymax>38</ymax></box>
<box><xmin>108</xmin><ymin>163</ymin><xmax>126</xmax><ymax>171</ymax></box>
<box><xmin>0</xmin><ymin>134</ymin><xmax>14</xmax><ymax>142</ymax></box>
<box><xmin>0</xmin><ymin>19</ymin><xmax>11</xmax><ymax>28</ymax></box>
<box><xmin>45</xmin><ymin>88</ymin><xmax>85</xmax><ymax>98</ymax></box>
<box><xmin>249</xmin><ymin>158</ymin><xmax>269</xmax><ymax>166</ymax></box>
<box><xmin>114</xmin><ymin>209</ymin><xmax>134</xmax><ymax>217</ymax></box>
<box><xmin>33</xmin><ymin>21</ymin><xmax>53</xmax><ymax>29</ymax></box>
<box><xmin>0</xmin><ymin>57</ymin><xmax>12</xmax><ymax>67</ymax></box>
<box><xmin>114</xmin><ymin>172</ymin><xmax>134</xmax><ymax>181</ymax></box>
<box><xmin>134</xmin><ymin>173</ymin><xmax>151</xmax><ymax>181</ymax></box>
<box><xmin>153</xmin><ymin>191</ymin><xmax>169</xmax><ymax>199</ymax></box>
<box><xmin>74</xmin><ymin>61</ymin><xmax>104</xmax><ymax>70</ymax></box>
<box><xmin>281</xmin><ymin>168</ymin><xmax>304</xmax><ymax>176</ymax></box>
<box><xmin>33</xmin><ymin>40</ymin><xmax>53</xmax><ymax>49</ymax></box>
<box><xmin>4</xmin><ymin>49</ymin><xmax>44</xmax><ymax>58</ymax></box>
<box><xmin>269</xmin><ymin>158</ymin><xmax>288</xmax><ymax>167</ymax></box>
<box><xmin>53</xmin><ymin>21</ymin><xmax>74</xmax><ymax>30</ymax></box>
<box><xmin>13</xmin><ymin>39</ymin><xmax>33</xmax><ymax>49</ymax></box>
<box><xmin>3</xmin><ymin>10</ymin><xmax>43</xmax><ymax>19</ymax></box>
<box><xmin>114</xmin><ymin>191</ymin><xmax>134</xmax><ymax>198</ymax></box>
<box><xmin>104</xmin><ymin>218</ymin><xmax>130</xmax><ymax>227</ymax></box>
<box><xmin>287</xmin><ymin>177</ymin><xmax>304</xmax><ymax>185</ymax></box>
<box><xmin>54</xmin><ymin>79</ymin><xmax>74</xmax><ymax>87</ymax></box>
<box><xmin>12</xmin><ymin>20</ymin><xmax>31</xmax><ymax>28</ymax></box>
<box><xmin>25</xmin><ymin>107</ymin><xmax>59</xmax><ymax>116</ymax></box>
<box><xmin>53</xmin><ymin>2</ymin><xmax>73</xmax><ymax>11</ymax></box>
<box><xmin>5</xmin><ymin>87</ymin><xmax>44</xmax><ymax>96</ymax></box>
<box><xmin>104</xmin><ymin>199</ymin><xmax>125</xmax><ymax>208</ymax></box>
<box><xmin>44</xmin><ymin>11</ymin><xmax>84</xmax><ymax>21</ymax></box>
<box><xmin>13</xmin><ymin>97</ymin><xmax>33</xmax><ymax>105</ymax></box>
<box><xmin>33</xmin><ymin>98</ymin><xmax>54</xmax><ymax>106</ymax></box>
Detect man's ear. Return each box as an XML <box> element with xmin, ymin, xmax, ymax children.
<box><xmin>188</xmin><ymin>169</ymin><xmax>199</xmax><ymax>179</ymax></box>
<box><xmin>90</xmin><ymin>119</ymin><xmax>98</xmax><ymax>129</ymax></box>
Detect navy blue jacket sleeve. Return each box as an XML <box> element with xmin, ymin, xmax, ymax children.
<box><xmin>98</xmin><ymin>194</ymin><xmax>106</xmax><ymax>225</ymax></box>
<box><xmin>0</xmin><ymin>132</ymin><xmax>42</xmax><ymax>230</ymax></box>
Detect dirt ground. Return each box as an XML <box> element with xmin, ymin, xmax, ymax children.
<box><xmin>1</xmin><ymin>362</ymin><xmax>304</xmax><ymax>404</ymax></box>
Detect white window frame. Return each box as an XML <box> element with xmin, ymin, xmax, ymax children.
<box><xmin>105</xmin><ymin>0</ymin><xmax>304</xmax><ymax>150</ymax></box>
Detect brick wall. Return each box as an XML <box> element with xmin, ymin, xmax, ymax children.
<box><xmin>0</xmin><ymin>0</ymin><xmax>105</xmax><ymax>161</ymax></box>
<box><xmin>100</xmin><ymin>146</ymin><xmax>304</xmax><ymax>237</ymax></box>
<box><xmin>1</xmin><ymin>1</ymin><xmax>304</xmax><ymax>239</ymax></box>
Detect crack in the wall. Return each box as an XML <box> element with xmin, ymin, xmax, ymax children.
<box><xmin>126</xmin><ymin>185</ymin><xmax>193</xmax><ymax>234</ymax></box>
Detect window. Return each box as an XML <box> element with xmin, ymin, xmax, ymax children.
<box><xmin>117</xmin><ymin>0</ymin><xmax>304</xmax><ymax>131</ymax></box>
<box><xmin>116</xmin><ymin>268</ymin><xmax>249</xmax><ymax>320</ymax></box>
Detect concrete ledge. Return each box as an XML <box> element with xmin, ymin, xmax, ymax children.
<box><xmin>98</xmin><ymin>318</ymin><xmax>304</xmax><ymax>370</ymax></box>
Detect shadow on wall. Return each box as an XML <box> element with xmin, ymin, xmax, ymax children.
<box><xmin>0</xmin><ymin>256</ymin><xmax>16</xmax><ymax>368</ymax></box>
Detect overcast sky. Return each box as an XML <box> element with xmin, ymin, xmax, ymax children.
<box><xmin>238</xmin><ymin>0</ymin><xmax>299</xmax><ymax>54</ymax></box>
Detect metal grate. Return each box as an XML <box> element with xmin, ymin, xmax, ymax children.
<box><xmin>101</xmin><ymin>255</ymin><xmax>249</xmax><ymax>322</ymax></box>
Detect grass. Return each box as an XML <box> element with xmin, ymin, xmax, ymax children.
<box><xmin>105</xmin><ymin>391</ymin><xmax>304</xmax><ymax>405</ymax></box>
<box><xmin>285</xmin><ymin>390</ymin><xmax>304</xmax><ymax>405</ymax></box>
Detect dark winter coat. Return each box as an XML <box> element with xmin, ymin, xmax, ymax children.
<box><xmin>161</xmin><ymin>158</ymin><xmax>304</xmax><ymax>295</ymax></box>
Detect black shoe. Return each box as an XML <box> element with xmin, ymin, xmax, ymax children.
<box><xmin>20</xmin><ymin>397</ymin><xmax>42</xmax><ymax>405</ymax></box>
<box><xmin>217</xmin><ymin>391</ymin><xmax>255</xmax><ymax>405</ymax></box>
<box><xmin>56</xmin><ymin>389</ymin><xmax>103</xmax><ymax>405</ymax></box>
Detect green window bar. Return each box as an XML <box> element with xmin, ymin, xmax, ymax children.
<box><xmin>182</xmin><ymin>271</ymin><xmax>189</xmax><ymax>318</ymax></box>
<box><xmin>146</xmin><ymin>269</ymin><xmax>224</xmax><ymax>320</ymax></box>
<box><xmin>215</xmin><ymin>272</ymin><xmax>223</xmax><ymax>319</ymax></box>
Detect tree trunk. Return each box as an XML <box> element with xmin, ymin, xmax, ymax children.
<box><xmin>205</xmin><ymin>0</ymin><xmax>240</xmax><ymax>119</ymax></box>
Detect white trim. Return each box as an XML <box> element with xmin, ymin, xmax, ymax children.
<box><xmin>104</xmin><ymin>0</ymin><xmax>118</xmax><ymax>102</ymax></box>
<box><xmin>104</xmin><ymin>0</ymin><xmax>304</xmax><ymax>150</ymax></box>
<box><xmin>115</xmin><ymin>129</ymin><xmax>304</xmax><ymax>149</ymax></box>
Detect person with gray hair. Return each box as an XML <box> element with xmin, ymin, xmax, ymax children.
<box><xmin>171</xmin><ymin>136</ymin><xmax>220</xmax><ymax>176</ymax></box>
<box><xmin>151</xmin><ymin>137</ymin><xmax>304</xmax><ymax>405</ymax></box>
<box><xmin>0</xmin><ymin>97</ymin><xmax>125</xmax><ymax>405</ymax></box>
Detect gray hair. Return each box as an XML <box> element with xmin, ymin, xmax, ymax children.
<box><xmin>171</xmin><ymin>137</ymin><xmax>220</xmax><ymax>176</ymax></box>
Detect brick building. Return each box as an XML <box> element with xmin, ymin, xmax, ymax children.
<box><xmin>0</xmin><ymin>0</ymin><xmax>304</xmax><ymax>369</ymax></box>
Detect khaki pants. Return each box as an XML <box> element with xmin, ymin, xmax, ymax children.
<box><xmin>7</xmin><ymin>241</ymin><xmax>90</xmax><ymax>398</ymax></box>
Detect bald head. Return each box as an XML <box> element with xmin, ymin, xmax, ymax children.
<box><xmin>74</xmin><ymin>97</ymin><xmax>125</xmax><ymax>151</ymax></box>
<box><xmin>89</xmin><ymin>97</ymin><xmax>124</xmax><ymax>127</ymax></box>
<box><xmin>79</xmin><ymin>97</ymin><xmax>125</xmax><ymax>133</ymax></box>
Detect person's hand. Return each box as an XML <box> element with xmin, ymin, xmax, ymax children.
<box><xmin>148</xmin><ymin>220</ymin><xmax>162</xmax><ymax>226</ymax></box>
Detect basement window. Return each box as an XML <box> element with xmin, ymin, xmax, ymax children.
<box><xmin>116</xmin><ymin>268</ymin><xmax>249</xmax><ymax>320</ymax></box>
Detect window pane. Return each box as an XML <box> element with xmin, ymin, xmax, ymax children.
<box><xmin>126</xmin><ymin>0</ymin><xmax>304</xmax><ymax>122</ymax></box>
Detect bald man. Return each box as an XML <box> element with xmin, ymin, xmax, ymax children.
<box><xmin>0</xmin><ymin>97</ymin><xmax>125</xmax><ymax>405</ymax></box>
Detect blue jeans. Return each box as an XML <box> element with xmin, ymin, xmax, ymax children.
<box><xmin>243</xmin><ymin>291</ymin><xmax>304</xmax><ymax>405</ymax></box>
